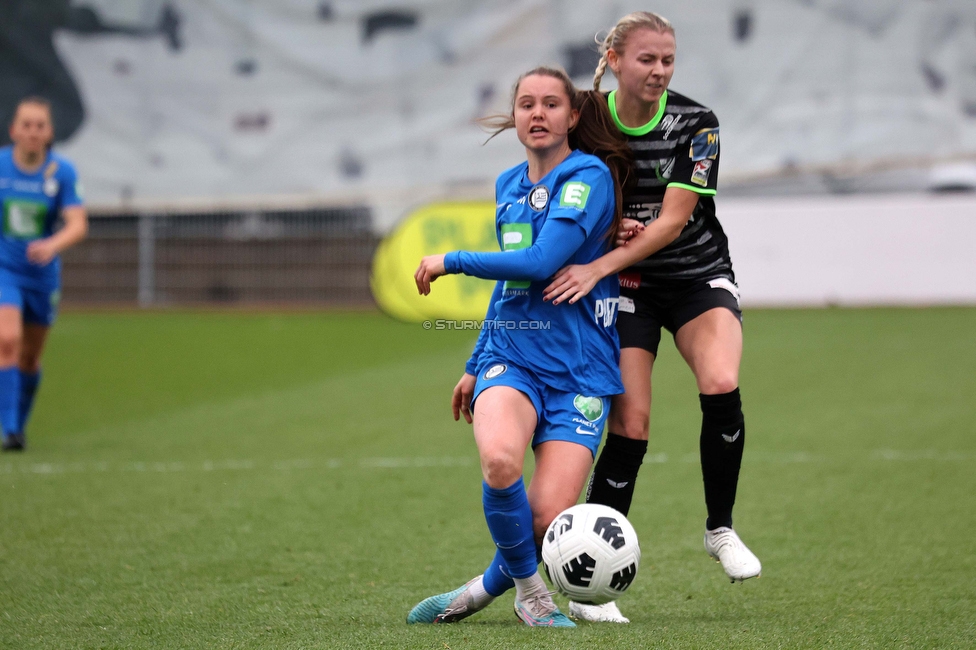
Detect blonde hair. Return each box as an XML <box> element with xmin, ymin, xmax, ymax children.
<box><xmin>593</xmin><ymin>12</ymin><xmax>675</xmax><ymax>92</ymax></box>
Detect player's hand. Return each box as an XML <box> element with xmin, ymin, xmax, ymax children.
<box><xmin>543</xmin><ymin>264</ymin><xmax>601</xmax><ymax>305</ymax></box>
<box><xmin>26</xmin><ymin>239</ymin><xmax>58</xmax><ymax>266</ymax></box>
<box><xmin>452</xmin><ymin>372</ymin><xmax>477</xmax><ymax>423</ymax></box>
<box><xmin>415</xmin><ymin>254</ymin><xmax>447</xmax><ymax>295</ymax></box>
<box><xmin>615</xmin><ymin>219</ymin><xmax>644</xmax><ymax>247</ymax></box>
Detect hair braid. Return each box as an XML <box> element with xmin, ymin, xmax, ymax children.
<box><xmin>592</xmin><ymin>53</ymin><xmax>610</xmax><ymax>92</ymax></box>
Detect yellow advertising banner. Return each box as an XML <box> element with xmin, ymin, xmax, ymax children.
<box><xmin>371</xmin><ymin>202</ymin><xmax>498</xmax><ymax>323</ymax></box>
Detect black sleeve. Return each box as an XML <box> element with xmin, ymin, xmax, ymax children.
<box><xmin>667</xmin><ymin>111</ymin><xmax>720</xmax><ymax>196</ymax></box>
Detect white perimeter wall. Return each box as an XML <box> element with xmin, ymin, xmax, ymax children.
<box><xmin>719</xmin><ymin>194</ymin><xmax>976</xmax><ymax>307</ymax></box>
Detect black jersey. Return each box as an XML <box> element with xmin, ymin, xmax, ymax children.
<box><xmin>609</xmin><ymin>89</ymin><xmax>734</xmax><ymax>283</ymax></box>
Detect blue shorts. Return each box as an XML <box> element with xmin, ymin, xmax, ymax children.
<box><xmin>0</xmin><ymin>283</ymin><xmax>60</xmax><ymax>326</ymax></box>
<box><xmin>472</xmin><ymin>358</ymin><xmax>611</xmax><ymax>458</ymax></box>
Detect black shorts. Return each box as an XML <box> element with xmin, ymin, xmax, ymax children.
<box><xmin>616</xmin><ymin>274</ymin><xmax>742</xmax><ymax>356</ymax></box>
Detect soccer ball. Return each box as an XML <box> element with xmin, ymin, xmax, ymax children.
<box><xmin>541</xmin><ymin>503</ymin><xmax>640</xmax><ymax>605</ymax></box>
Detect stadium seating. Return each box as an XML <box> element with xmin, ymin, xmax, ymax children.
<box><xmin>45</xmin><ymin>0</ymin><xmax>976</xmax><ymax>221</ymax></box>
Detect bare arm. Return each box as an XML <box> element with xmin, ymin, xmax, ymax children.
<box><xmin>26</xmin><ymin>205</ymin><xmax>88</xmax><ymax>266</ymax></box>
<box><xmin>543</xmin><ymin>187</ymin><xmax>701</xmax><ymax>304</ymax></box>
<box><xmin>591</xmin><ymin>187</ymin><xmax>698</xmax><ymax>277</ymax></box>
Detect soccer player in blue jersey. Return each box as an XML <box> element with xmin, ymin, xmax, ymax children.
<box><xmin>0</xmin><ymin>97</ymin><xmax>87</xmax><ymax>451</ymax></box>
<box><xmin>406</xmin><ymin>67</ymin><xmax>633</xmax><ymax>627</ymax></box>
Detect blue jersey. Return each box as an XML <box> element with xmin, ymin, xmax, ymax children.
<box><xmin>0</xmin><ymin>147</ymin><xmax>83</xmax><ymax>291</ymax></box>
<box><xmin>450</xmin><ymin>150</ymin><xmax>624</xmax><ymax>397</ymax></box>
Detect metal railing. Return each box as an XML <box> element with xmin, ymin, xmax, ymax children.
<box><xmin>61</xmin><ymin>204</ymin><xmax>378</xmax><ymax>306</ymax></box>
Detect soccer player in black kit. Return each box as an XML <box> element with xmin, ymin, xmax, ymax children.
<box><xmin>544</xmin><ymin>11</ymin><xmax>761</xmax><ymax>623</ymax></box>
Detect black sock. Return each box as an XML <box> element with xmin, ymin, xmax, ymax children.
<box><xmin>585</xmin><ymin>433</ymin><xmax>648</xmax><ymax>516</ymax></box>
<box><xmin>699</xmin><ymin>389</ymin><xmax>745</xmax><ymax>530</ymax></box>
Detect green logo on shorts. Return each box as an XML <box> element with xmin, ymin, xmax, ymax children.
<box><xmin>573</xmin><ymin>395</ymin><xmax>603</xmax><ymax>422</ymax></box>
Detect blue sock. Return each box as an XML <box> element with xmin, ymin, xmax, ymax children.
<box><xmin>482</xmin><ymin>477</ymin><xmax>538</xmax><ymax>591</ymax></box>
<box><xmin>483</xmin><ymin>549</ymin><xmax>514</xmax><ymax>596</ymax></box>
<box><xmin>17</xmin><ymin>370</ymin><xmax>40</xmax><ymax>433</ymax></box>
<box><xmin>0</xmin><ymin>367</ymin><xmax>21</xmax><ymax>436</ymax></box>
<box><xmin>483</xmin><ymin>544</ymin><xmax>544</xmax><ymax>597</ymax></box>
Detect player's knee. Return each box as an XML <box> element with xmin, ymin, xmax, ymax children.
<box><xmin>0</xmin><ymin>332</ymin><xmax>21</xmax><ymax>365</ymax></box>
<box><xmin>480</xmin><ymin>448</ymin><xmax>522</xmax><ymax>489</ymax></box>
<box><xmin>18</xmin><ymin>352</ymin><xmax>40</xmax><ymax>374</ymax></box>
<box><xmin>699</xmin><ymin>374</ymin><xmax>739</xmax><ymax>397</ymax></box>
<box><xmin>610</xmin><ymin>409</ymin><xmax>649</xmax><ymax>440</ymax></box>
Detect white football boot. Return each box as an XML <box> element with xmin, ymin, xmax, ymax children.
<box><xmin>704</xmin><ymin>526</ymin><xmax>761</xmax><ymax>582</ymax></box>
<box><xmin>568</xmin><ymin>600</ymin><xmax>630</xmax><ymax>623</ymax></box>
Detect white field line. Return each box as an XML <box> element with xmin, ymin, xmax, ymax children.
<box><xmin>0</xmin><ymin>456</ymin><xmax>472</xmax><ymax>476</ymax></box>
<box><xmin>869</xmin><ymin>449</ymin><xmax>974</xmax><ymax>462</ymax></box>
<box><xmin>0</xmin><ymin>450</ymin><xmax>972</xmax><ymax>477</ymax></box>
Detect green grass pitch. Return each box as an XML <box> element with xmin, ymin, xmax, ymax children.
<box><xmin>1</xmin><ymin>308</ymin><xmax>974</xmax><ymax>648</ymax></box>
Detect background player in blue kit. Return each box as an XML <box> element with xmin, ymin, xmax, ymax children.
<box><xmin>407</xmin><ymin>67</ymin><xmax>633</xmax><ymax>627</ymax></box>
<box><xmin>0</xmin><ymin>97</ymin><xmax>87</xmax><ymax>451</ymax></box>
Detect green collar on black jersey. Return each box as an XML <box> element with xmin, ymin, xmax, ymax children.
<box><xmin>608</xmin><ymin>89</ymin><xmax>669</xmax><ymax>136</ymax></box>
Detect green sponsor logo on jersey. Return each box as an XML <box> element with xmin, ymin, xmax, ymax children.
<box><xmin>559</xmin><ymin>182</ymin><xmax>591</xmax><ymax>210</ymax></box>
<box><xmin>500</xmin><ymin>222</ymin><xmax>533</xmax><ymax>290</ymax></box>
<box><xmin>573</xmin><ymin>395</ymin><xmax>604</xmax><ymax>422</ymax></box>
<box><xmin>3</xmin><ymin>199</ymin><xmax>47</xmax><ymax>239</ymax></box>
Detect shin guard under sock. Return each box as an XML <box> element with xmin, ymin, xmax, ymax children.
<box><xmin>699</xmin><ymin>389</ymin><xmax>745</xmax><ymax>530</ymax></box>
<box><xmin>17</xmin><ymin>370</ymin><xmax>40</xmax><ymax>434</ymax></box>
<box><xmin>585</xmin><ymin>433</ymin><xmax>648</xmax><ymax>516</ymax></box>
<box><xmin>0</xmin><ymin>368</ymin><xmax>20</xmax><ymax>436</ymax></box>
<box><xmin>482</xmin><ymin>478</ymin><xmax>537</xmax><ymax>587</ymax></box>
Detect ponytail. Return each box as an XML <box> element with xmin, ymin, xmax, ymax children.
<box><xmin>569</xmin><ymin>90</ymin><xmax>633</xmax><ymax>243</ymax></box>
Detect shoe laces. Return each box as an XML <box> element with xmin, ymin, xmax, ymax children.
<box><xmin>443</xmin><ymin>590</ymin><xmax>473</xmax><ymax>617</ymax></box>
<box><xmin>709</xmin><ymin>528</ymin><xmax>742</xmax><ymax>551</ymax></box>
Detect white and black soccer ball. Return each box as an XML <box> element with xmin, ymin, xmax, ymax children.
<box><xmin>541</xmin><ymin>503</ymin><xmax>640</xmax><ymax>605</ymax></box>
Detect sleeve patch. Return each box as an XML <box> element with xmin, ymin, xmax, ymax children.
<box><xmin>691</xmin><ymin>160</ymin><xmax>713</xmax><ymax>187</ymax></box>
<box><xmin>690</xmin><ymin>128</ymin><xmax>719</xmax><ymax>161</ymax></box>
<box><xmin>558</xmin><ymin>181</ymin><xmax>591</xmax><ymax>210</ymax></box>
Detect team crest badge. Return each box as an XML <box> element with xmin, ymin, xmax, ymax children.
<box><xmin>654</xmin><ymin>157</ymin><xmax>675</xmax><ymax>183</ymax></box>
<box><xmin>573</xmin><ymin>395</ymin><xmax>604</xmax><ymax>422</ymax></box>
<box><xmin>484</xmin><ymin>364</ymin><xmax>507</xmax><ymax>380</ymax></box>
<box><xmin>528</xmin><ymin>185</ymin><xmax>549</xmax><ymax>211</ymax></box>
